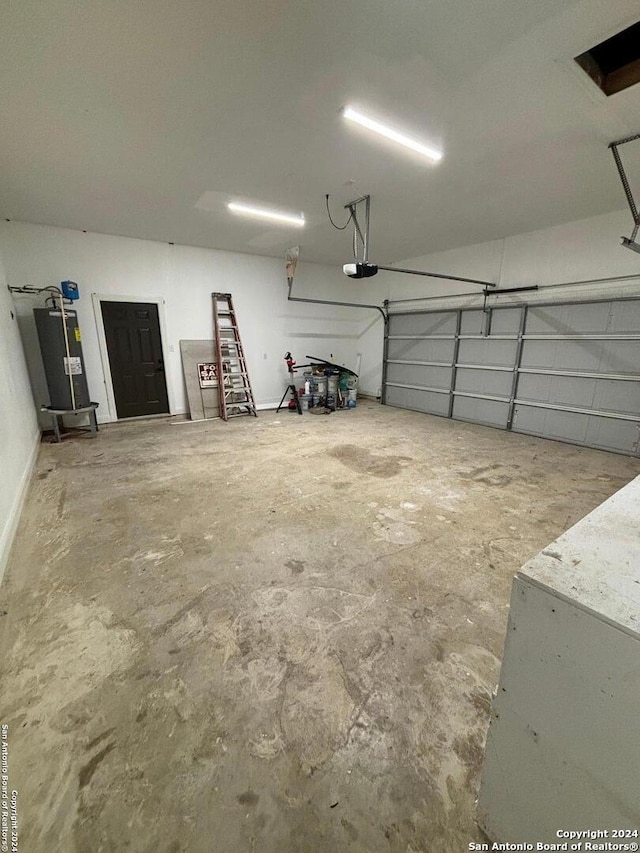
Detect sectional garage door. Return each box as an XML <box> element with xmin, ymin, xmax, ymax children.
<box><xmin>383</xmin><ymin>299</ymin><xmax>640</xmax><ymax>456</ymax></box>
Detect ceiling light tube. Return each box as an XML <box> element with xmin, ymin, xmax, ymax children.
<box><xmin>342</xmin><ymin>106</ymin><xmax>442</xmax><ymax>162</ymax></box>
<box><xmin>227</xmin><ymin>202</ymin><xmax>305</xmax><ymax>227</ymax></box>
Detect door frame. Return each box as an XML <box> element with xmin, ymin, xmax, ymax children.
<box><xmin>92</xmin><ymin>293</ymin><xmax>175</xmax><ymax>422</ymax></box>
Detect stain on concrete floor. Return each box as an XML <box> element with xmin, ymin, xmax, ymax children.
<box><xmin>1</xmin><ymin>402</ymin><xmax>638</xmax><ymax>852</ymax></box>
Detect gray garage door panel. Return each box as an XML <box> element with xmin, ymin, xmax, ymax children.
<box><xmin>387</xmin><ymin>338</ymin><xmax>455</xmax><ymax>363</ymax></box>
<box><xmin>596</xmin><ymin>341</ymin><xmax>640</xmax><ymax>375</ymax></box>
<box><xmin>490</xmin><ymin>308</ymin><xmax>522</xmax><ymax>334</ymax></box>
<box><xmin>585</xmin><ymin>416</ymin><xmax>640</xmax><ymax>455</ymax></box>
<box><xmin>384</xmin><ymin>299</ymin><xmax>640</xmax><ymax>456</ymax></box>
<box><xmin>460</xmin><ymin>310</ymin><xmax>484</xmax><ymax>335</ymax></box>
<box><xmin>460</xmin><ymin>308</ymin><xmax>521</xmax><ymax>335</ymax></box>
<box><xmin>592</xmin><ymin>380</ymin><xmax>640</xmax><ymax>415</ymax></box>
<box><xmin>386</xmin><ymin>363</ymin><xmax>452</xmax><ymax>389</ymax></box>
<box><xmin>458</xmin><ymin>338</ymin><xmax>518</xmax><ymax>367</ymax></box>
<box><xmin>455</xmin><ymin>367</ymin><xmax>513</xmax><ymax>398</ymax></box>
<box><xmin>517</xmin><ymin>374</ymin><xmax>640</xmax><ymax>417</ymax></box>
<box><xmin>452</xmin><ymin>396</ymin><xmax>510</xmax><ymax>428</ymax></box>
<box><xmin>512</xmin><ymin>405</ymin><xmax>640</xmax><ymax>454</ymax></box>
<box><xmin>526</xmin><ymin>302</ymin><xmax>613</xmax><ymax>335</ymax></box>
<box><xmin>609</xmin><ymin>300</ymin><xmax>640</xmax><ymax>333</ymax></box>
<box><xmin>385</xmin><ymin>385</ymin><xmax>450</xmax><ymax>416</ymax></box>
<box><xmin>520</xmin><ymin>339</ymin><xmax>640</xmax><ymax>374</ymax></box>
<box><xmin>388</xmin><ymin>312</ymin><xmax>456</xmax><ymax>336</ymax></box>
<box><xmin>513</xmin><ymin>405</ymin><xmax>588</xmax><ymax>442</ymax></box>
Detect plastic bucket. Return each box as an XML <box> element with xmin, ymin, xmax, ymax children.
<box><xmin>315</xmin><ymin>376</ymin><xmax>328</xmax><ymax>396</ymax></box>
<box><xmin>347</xmin><ymin>388</ymin><xmax>357</xmax><ymax>403</ymax></box>
<box><xmin>327</xmin><ymin>376</ymin><xmax>338</xmax><ymax>395</ymax></box>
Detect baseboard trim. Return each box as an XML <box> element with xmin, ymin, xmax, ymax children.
<box><xmin>0</xmin><ymin>429</ymin><xmax>41</xmax><ymax>585</ymax></box>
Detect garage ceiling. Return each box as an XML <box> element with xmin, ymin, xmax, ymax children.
<box><xmin>1</xmin><ymin>0</ymin><xmax>639</xmax><ymax>265</ymax></box>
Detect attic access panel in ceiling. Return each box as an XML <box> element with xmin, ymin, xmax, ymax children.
<box><xmin>575</xmin><ymin>20</ymin><xmax>640</xmax><ymax>96</ymax></box>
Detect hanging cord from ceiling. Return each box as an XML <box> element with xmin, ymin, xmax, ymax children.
<box><xmin>326</xmin><ymin>194</ymin><xmax>370</xmax><ymax>263</ymax></box>
<box><xmin>325</xmin><ymin>194</ymin><xmax>353</xmax><ymax>231</ymax></box>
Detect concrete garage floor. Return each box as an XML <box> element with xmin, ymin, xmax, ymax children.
<box><xmin>2</xmin><ymin>401</ymin><xmax>639</xmax><ymax>853</ymax></box>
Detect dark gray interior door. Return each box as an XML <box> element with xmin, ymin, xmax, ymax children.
<box><xmin>101</xmin><ymin>301</ymin><xmax>169</xmax><ymax>419</ymax></box>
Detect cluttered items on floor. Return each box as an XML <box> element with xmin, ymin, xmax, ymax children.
<box><xmin>276</xmin><ymin>352</ymin><xmax>359</xmax><ymax>415</ymax></box>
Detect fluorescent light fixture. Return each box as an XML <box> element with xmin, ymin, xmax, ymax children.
<box><xmin>342</xmin><ymin>106</ymin><xmax>442</xmax><ymax>162</ymax></box>
<box><xmin>227</xmin><ymin>202</ymin><xmax>305</xmax><ymax>227</ymax></box>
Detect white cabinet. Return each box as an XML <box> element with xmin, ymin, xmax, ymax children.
<box><xmin>478</xmin><ymin>475</ymin><xmax>640</xmax><ymax>842</ymax></box>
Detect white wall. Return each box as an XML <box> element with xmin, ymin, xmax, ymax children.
<box><xmin>359</xmin><ymin>208</ymin><xmax>640</xmax><ymax>396</ymax></box>
<box><xmin>384</xmin><ymin>209</ymin><xmax>640</xmax><ymax>303</ymax></box>
<box><xmin>6</xmin><ymin>209</ymin><xmax>633</xmax><ymax>429</ymax></box>
<box><xmin>0</xmin><ymin>222</ymin><xmax>386</xmax><ymax>424</ymax></box>
<box><xmin>0</xmin><ymin>245</ymin><xmax>41</xmax><ymax>582</ymax></box>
